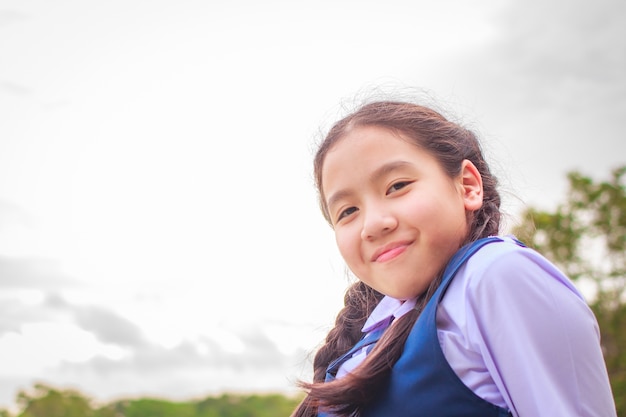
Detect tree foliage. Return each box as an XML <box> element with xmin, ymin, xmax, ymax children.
<box><xmin>513</xmin><ymin>165</ymin><xmax>626</xmax><ymax>415</ymax></box>
<box><xmin>16</xmin><ymin>384</ymin><xmax>94</xmax><ymax>417</ymax></box>
<box><xmin>3</xmin><ymin>383</ymin><xmax>302</xmax><ymax>417</ymax></box>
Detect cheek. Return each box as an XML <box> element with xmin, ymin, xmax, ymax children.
<box><xmin>335</xmin><ymin>229</ymin><xmax>360</xmax><ymax>264</ymax></box>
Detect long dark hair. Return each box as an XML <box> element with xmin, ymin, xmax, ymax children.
<box><xmin>292</xmin><ymin>101</ymin><xmax>501</xmax><ymax>417</ymax></box>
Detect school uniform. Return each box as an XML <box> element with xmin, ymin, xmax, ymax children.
<box><xmin>322</xmin><ymin>236</ymin><xmax>616</xmax><ymax>417</ymax></box>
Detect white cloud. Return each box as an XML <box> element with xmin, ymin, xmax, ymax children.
<box><xmin>0</xmin><ymin>323</ymin><xmax>127</xmax><ymax>376</ymax></box>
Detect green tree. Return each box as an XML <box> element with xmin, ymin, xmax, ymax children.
<box><xmin>195</xmin><ymin>394</ymin><xmax>301</xmax><ymax>417</ymax></box>
<box><xmin>113</xmin><ymin>398</ymin><xmax>196</xmax><ymax>417</ymax></box>
<box><xmin>10</xmin><ymin>383</ymin><xmax>302</xmax><ymax>417</ymax></box>
<box><xmin>513</xmin><ymin>165</ymin><xmax>626</xmax><ymax>415</ymax></box>
<box><xmin>16</xmin><ymin>383</ymin><xmax>94</xmax><ymax>417</ymax></box>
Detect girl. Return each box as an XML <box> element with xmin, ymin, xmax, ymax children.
<box><xmin>292</xmin><ymin>100</ymin><xmax>616</xmax><ymax>416</ymax></box>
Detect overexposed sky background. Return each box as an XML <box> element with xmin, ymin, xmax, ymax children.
<box><xmin>0</xmin><ymin>0</ymin><xmax>624</xmax><ymax>411</ymax></box>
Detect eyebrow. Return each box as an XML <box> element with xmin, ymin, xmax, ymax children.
<box><xmin>325</xmin><ymin>160</ymin><xmax>414</xmax><ymax>210</ymax></box>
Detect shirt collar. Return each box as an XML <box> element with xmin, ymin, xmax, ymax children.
<box><xmin>362</xmin><ymin>295</ymin><xmax>418</xmax><ymax>333</ymax></box>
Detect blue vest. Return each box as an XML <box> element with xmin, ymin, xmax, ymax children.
<box><xmin>322</xmin><ymin>237</ymin><xmax>514</xmax><ymax>417</ymax></box>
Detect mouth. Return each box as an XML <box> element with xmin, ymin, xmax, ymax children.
<box><xmin>371</xmin><ymin>241</ymin><xmax>413</xmax><ymax>262</ymax></box>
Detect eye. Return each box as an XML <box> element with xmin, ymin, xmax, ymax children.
<box><xmin>337</xmin><ymin>206</ymin><xmax>358</xmax><ymax>222</ymax></box>
<box><xmin>387</xmin><ymin>181</ymin><xmax>412</xmax><ymax>194</ymax></box>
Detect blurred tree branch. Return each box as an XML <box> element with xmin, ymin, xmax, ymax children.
<box><xmin>513</xmin><ymin>165</ymin><xmax>626</xmax><ymax>414</ymax></box>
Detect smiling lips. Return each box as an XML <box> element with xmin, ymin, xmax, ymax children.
<box><xmin>371</xmin><ymin>241</ymin><xmax>413</xmax><ymax>262</ymax></box>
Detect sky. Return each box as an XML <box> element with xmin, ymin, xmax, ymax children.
<box><xmin>0</xmin><ymin>0</ymin><xmax>625</xmax><ymax>411</ymax></box>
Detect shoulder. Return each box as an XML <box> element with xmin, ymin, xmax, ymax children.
<box><xmin>439</xmin><ymin>237</ymin><xmax>614</xmax><ymax>416</ymax></box>
<box><xmin>443</xmin><ymin>236</ymin><xmax>599</xmax><ymax>350</ymax></box>
<box><xmin>441</xmin><ymin>236</ymin><xmax>597</xmax><ymax>343</ymax></box>
<box><xmin>458</xmin><ymin>236</ymin><xmax>585</xmax><ymax>303</ymax></box>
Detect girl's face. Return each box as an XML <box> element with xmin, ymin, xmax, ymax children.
<box><xmin>321</xmin><ymin>125</ymin><xmax>483</xmax><ymax>299</ymax></box>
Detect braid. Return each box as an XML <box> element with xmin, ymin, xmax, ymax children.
<box><xmin>312</xmin><ymin>282</ymin><xmax>383</xmax><ymax>382</ymax></box>
<box><xmin>292</xmin><ymin>282</ymin><xmax>383</xmax><ymax>417</ymax></box>
<box><xmin>294</xmin><ymin>272</ymin><xmax>445</xmax><ymax>417</ymax></box>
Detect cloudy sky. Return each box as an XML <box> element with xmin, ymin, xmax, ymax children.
<box><xmin>0</xmin><ymin>0</ymin><xmax>624</xmax><ymax>411</ymax></box>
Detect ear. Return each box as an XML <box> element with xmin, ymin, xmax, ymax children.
<box><xmin>459</xmin><ymin>159</ymin><xmax>483</xmax><ymax>211</ymax></box>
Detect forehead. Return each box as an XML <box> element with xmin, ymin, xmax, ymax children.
<box><xmin>323</xmin><ymin>124</ymin><xmax>415</xmax><ymax>165</ymax></box>
<box><xmin>320</xmin><ymin>125</ymin><xmax>428</xmax><ymax>197</ymax></box>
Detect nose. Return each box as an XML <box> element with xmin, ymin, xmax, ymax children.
<box><xmin>360</xmin><ymin>205</ymin><xmax>398</xmax><ymax>241</ymax></box>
